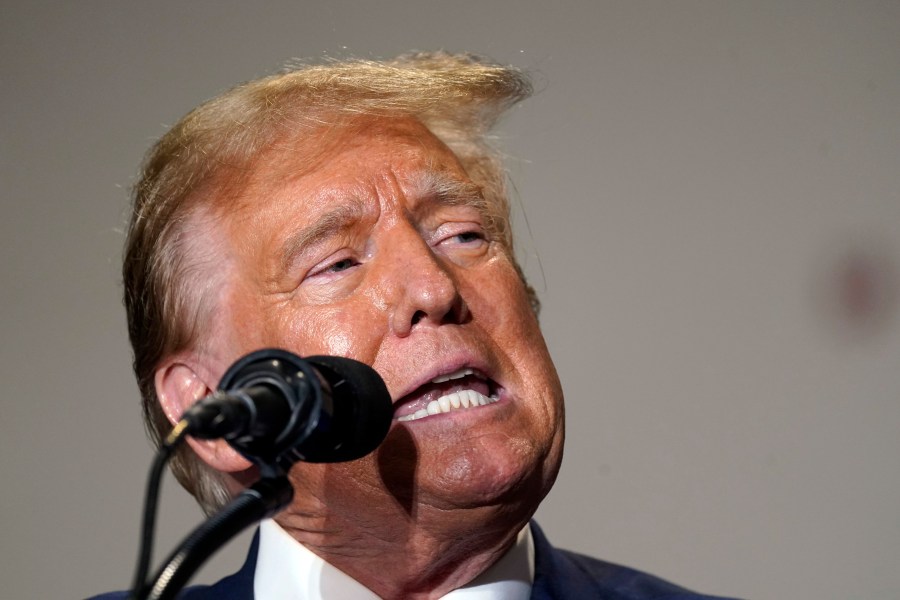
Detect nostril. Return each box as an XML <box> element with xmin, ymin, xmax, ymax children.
<box><xmin>411</xmin><ymin>310</ymin><xmax>425</xmax><ymax>326</ymax></box>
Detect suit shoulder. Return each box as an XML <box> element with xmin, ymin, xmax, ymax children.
<box><xmin>556</xmin><ymin>547</ymin><xmax>738</xmax><ymax>599</ymax></box>
<box><xmin>530</xmin><ymin>522</ymin><xmax>740</xmax><ymax>600</ymax></box>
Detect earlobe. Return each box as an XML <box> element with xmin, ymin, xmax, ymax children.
<box><xmin>155</xmin><ymin>358</ymin><xmax>254</xmax><ymax>473</ymax></box>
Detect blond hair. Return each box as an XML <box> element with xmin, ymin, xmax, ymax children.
<box><xmin>123</xmin><ymin>51</ymin><xmax>536</xmax><ymax>513</ymax></box>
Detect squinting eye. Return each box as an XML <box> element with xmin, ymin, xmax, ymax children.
<box><xmin>454</xmin><ymin>231</ymin><xmax>485</xmax><ymax>244</ymax></box>
<box><xmin>327</xmin><ymin>258</ymin><xmax>357</xmax><ymax>272</ymax></box>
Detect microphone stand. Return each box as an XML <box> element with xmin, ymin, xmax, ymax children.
<box><xmin>129</xmin><ymin>349</ymin><xmax>391</xmax><ymax>599</ymax></box>
<box><xmin>139</xmin><ymin>476</ymin><xmax>293</xmax><ymax>600</ymax></box>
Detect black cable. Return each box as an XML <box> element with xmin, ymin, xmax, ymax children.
<box><xmin>128</xmin><ymin>420</ymin><xmax>190</xmax><ymax>600</ymax></box>
<box><xmin>146</xmin><ymin>476</ymin><xmax>293</xmax><ymax>600</ymax></box>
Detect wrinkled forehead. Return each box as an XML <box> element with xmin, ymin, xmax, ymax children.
<box><xmin>202</xmin><ymin>116</ymin><xmax>488</xmax><ymax>226</ymax></box>
<box><xmin>240</xmin><ymin>116</ymin><xmax>467</xmax><ymax>200</ymax></box>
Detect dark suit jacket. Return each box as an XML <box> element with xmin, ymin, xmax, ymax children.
<box><xmin>91</xmin><ymin>522</ymin><xmax>737</xmax><ymax>599</ymax></box>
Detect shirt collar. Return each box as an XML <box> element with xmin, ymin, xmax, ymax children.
<box><xmin>254</xmin><ymin>519</ymin><xmax>534</xmax><ymax>599</ymax></box>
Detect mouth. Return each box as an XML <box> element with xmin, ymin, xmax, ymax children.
<box><xmin>394</xmin><ymin>367</ymin><xmax>500</xmax><ymax>422</ymax></box>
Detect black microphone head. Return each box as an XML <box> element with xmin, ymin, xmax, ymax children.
<box><xmin>304</xmin><ymin>355</ymin><xmax>393</xmax><ymax>463</ymax></box>
<box><xmin>216</xmin><ymin>349</ymin><xmax>393</xmax><ymax>470</ymax></box>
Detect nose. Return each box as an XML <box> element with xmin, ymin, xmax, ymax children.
<box><xmin>387</xmin><ymin>231</ymin><xmax>469</xmax><ymax>337</ymax></box>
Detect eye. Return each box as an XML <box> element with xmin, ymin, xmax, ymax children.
<box><xmin>306</xmin><ymin>255</ymin><xmax>361</xmax><ymax>282</ymax></box>
<box><xmin>432</xmin><ymin>224</ymin><xmax>491</xmax><ymax>266</ymax></box>
<box><xmin>436</xmin><ymin>224</ymin><xmax>488</xmax><ymax>247</ymax></box>
<box><xmin>326</xmin><ymin>257</ymin><xmax>358</xmax><ymax>273</ymax></box>
<box><xmin>453</xmin><ymin>231</ymin><xmax>485</xmax><ymax>244</ymax></box>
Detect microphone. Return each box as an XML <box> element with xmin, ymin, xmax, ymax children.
<box><xmin>181</xmin><ymin>349</ymin><xmax>393</xmax><ymax>473</ymax></box>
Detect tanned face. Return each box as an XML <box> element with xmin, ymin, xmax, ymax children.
<box><xmin>182</xmin><ymin>116</ymin><xmax>564</xmax><ymax>564</ymax></box>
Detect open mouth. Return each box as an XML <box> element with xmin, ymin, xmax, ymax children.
<box><xmin>394</xmin><ymin>368</ymin><xmax>500</xmax><ymax>422</ymax></box>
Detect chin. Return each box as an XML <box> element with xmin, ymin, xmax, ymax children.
<box><xmin>419</xmin><ymin>436</ymin><xmax>557</xmax><ymax>512</ymax></box>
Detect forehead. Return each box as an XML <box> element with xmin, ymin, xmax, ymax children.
<box><xmin>236</xmin><ymin>116</ymin><xmax>470</xmax><ymax>205</ymax></box>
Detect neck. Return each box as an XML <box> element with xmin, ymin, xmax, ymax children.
<box><xmin>275</xmin><ymin>503</ymin><xmax>528</xmax><ymax>599</ymax></box>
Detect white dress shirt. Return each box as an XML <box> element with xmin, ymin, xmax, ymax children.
<box><xmin>254</xmin><ymin>519</ymin><xmax>535</xmax><ymax>599</ymax></box>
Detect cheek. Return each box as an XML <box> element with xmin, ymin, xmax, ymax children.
<box><xmin>467</xmin><ymin>259</ymin><xmax>543</xmax><ymax>342</ymax></box>
<box><xmin>268</xmin><ymin>302</ymin><xmax>387</xmax><ymax>365</ymax></box>
<box><xmin>469</xmin><ymin>261</ymin><xmax>563</xmax><ymax>420</ymax></box>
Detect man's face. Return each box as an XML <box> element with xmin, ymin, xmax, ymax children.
<box><xmin>202</xmin><ymin>116</ymin><xmax>564</xmax><ymax>523</ymax></box>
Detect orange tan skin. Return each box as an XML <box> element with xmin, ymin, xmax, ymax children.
<box><xmin>154</xmin><ymin>116</ymin><xmax>565</xmax><ymax>599</ymax></box>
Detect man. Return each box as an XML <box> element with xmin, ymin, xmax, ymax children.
<box><xmin>98</xmin><ymin>52</ymin><xmax>735</xmax><ymax>599</ymax></box>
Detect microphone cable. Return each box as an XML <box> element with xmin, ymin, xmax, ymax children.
<box><xmin>128</xmin><ymin>419</ymin><xmax>191</xmax><ymax>600</ymax></box>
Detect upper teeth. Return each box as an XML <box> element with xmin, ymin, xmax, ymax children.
<box><xmin>430</xmin><ymin>368</ymin><xmax>475</xmax><ymax>383</ymax></box>
<box><xmin>397</xmin><ymin>389</ymin><xmax>497</xmax><ymax>422</ymax></box>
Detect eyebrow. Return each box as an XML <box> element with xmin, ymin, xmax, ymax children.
<box><xmin>278</xmin><ymin>199</ymin><xmax>366</xmax><ymax>274</ymax></box>
<box><xmin>407</xmin><ymin>170</ymin><xmax>488</xmax><ymax>215</ymax></box>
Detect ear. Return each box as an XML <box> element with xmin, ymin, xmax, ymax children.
<box><xmin>155</xmin><ymin>357</ymin><xmax>254</xmax><ymax>473</ymax></box>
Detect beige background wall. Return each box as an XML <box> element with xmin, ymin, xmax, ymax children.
<box><xmin>2</xmin><ymin>2</ymin><xmax>898</xmax><ymax>599</ymax></box>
